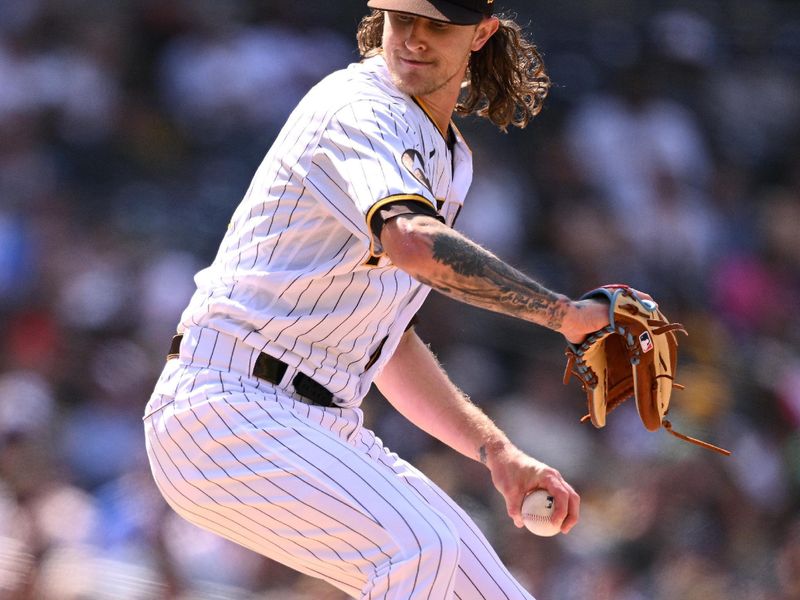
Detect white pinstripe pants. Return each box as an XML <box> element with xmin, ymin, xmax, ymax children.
<box><xmin>143</xmin><ymin>330</ymin><xmax>535</xmax><ymax>600</ymax></box>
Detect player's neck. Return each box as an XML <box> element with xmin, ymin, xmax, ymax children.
<box><xmin>414</xmin><ymin>89</ymin><xmax>457</xmax><ymax>139</ymax></box>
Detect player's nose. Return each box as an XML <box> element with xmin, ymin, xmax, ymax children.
<box><xmin>404</xmin><ymin>19</ymin><xmax>428</xmax><ymax>50</ymax></box>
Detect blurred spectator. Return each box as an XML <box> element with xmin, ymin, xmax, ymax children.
<box><xmin>565</xmin><ymin>62</ymin><xmax>714</xmax><ymax>253</ymax></box>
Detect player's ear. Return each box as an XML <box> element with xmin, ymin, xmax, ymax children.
<box><xmin>470</xmin><ymin>16</ymin><xmax>499</xmax><ymax>52</ymax></box>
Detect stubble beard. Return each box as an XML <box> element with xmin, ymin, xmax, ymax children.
<box><xmin>392</xmin><ymin>74</ymin><xmax>447</xmax><ymax>97</ymax></box>
<box><xmin>388</xmin><ymin>55</ymin><xmax>468</xmax><ymax>98</ymax></box>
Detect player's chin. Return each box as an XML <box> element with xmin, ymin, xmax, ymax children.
<box><xmin>390</xmin><ymin>67</ymin><xmax>442</xmax><ymax>97</ymax></box>
<box><xmin>394</xmin><ymin>76</ymin><xmax>435</xmax><ymax>97</ymax></box>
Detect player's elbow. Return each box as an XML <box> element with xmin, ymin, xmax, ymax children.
<box><xmin>380</xmin><ymin>215</ymin><xmax>442</xmax><ymax>277</ymax></box>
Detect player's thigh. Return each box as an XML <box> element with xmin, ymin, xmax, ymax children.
<box><xmin>145</xmin><ymin>370</ymin><xmax>460</xmax><ymax>597</ymax></box>
<box><xmin>362</xmin><ymin>437</ymin><xmax>535</xmax><ymax>600</ymax></box>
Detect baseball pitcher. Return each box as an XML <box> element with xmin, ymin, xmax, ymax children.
<box><xmin>144</xmin><ymin>1</ymin><xmax>613</xmax><ymax>598</ymax></box>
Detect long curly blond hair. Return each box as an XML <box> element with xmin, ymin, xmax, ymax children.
<box><xmin>356</xmin><ymin>10</ymin><xmax>550</xmax><ymax>131</ymax></box>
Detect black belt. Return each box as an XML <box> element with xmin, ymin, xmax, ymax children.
<box><xmin>168</xmin><ymin>335</ymin><xmax>336</xmax><ymax>407</ymax></box>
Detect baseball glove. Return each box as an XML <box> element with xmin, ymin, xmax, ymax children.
<box><xmin>563</xmin><ymin>285</ymin><xmax>730</xmax><ymax>456</ymax></box>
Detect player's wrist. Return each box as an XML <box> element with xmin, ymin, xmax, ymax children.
<box><xmin>554</xmin><ymin>298</ymin><xmax>579</xmax><ymax>342</ymax></box>
<box><xmin>479</xmin><ymin>437</ymin><xmax>518</xmax><ymax>469</ymax></box>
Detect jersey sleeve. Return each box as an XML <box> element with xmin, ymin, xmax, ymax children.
<box><xmin>305</xmin><ymin>98</ymin><xmax>438</xmax><ymax>257</ymax></box>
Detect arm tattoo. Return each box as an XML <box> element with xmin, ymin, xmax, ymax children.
<box><xmin>479</xmin><ymin>445</ymin><xmax>488</xmax><ymax>464</ymax></box>
<box><xmin>424</xmin><ymin>232</ymin><xmax>567</xmax><ymax>330</ymax></box>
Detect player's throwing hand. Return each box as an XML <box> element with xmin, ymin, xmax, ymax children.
<box><xmin>483</xmin><ymin>442</ymin><xmax>580</xmax><ymax>534</ymax></box>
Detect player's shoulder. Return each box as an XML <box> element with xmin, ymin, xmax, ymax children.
<box><xmin>309</xmin><ymin>55</ymin><xmax>412</xmax><ymax>118</ymax></box>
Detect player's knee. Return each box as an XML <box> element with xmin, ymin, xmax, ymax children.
<box><xmin>424</xmin><ymin>521</ymin><xmax>461</xmax><ymax>571</ymax></box>
<box><xmin>377</xmin><ymin>521</ymin><xmax>461</xmax><ymax>576</ymax></box>
<box><xmin>402</xmin><ymin>520</ymin><xmax>462</xmax><ymax>584</ymax></box>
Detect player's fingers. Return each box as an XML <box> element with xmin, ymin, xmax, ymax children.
<box><xmin>505</xmin><ymin>490</ymin><xmax>525</xmax><ymax>528</ymax></box>
<box><xmin>548</xmin><ymin>485</ymin><xmax>570</xmax><ymax>529</ymax></box>
<box><xmin>560</xmin><ymin>486</ymin><xmax>581</xmax><ymax>534</ymax></box>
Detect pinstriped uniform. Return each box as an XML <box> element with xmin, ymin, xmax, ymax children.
<box><xmin>178</xmin><ymin>55</ymin><xmax>470</xmax><ymax>407</ymax></box>
<box><xmin>144</xmin><ymin>55</ymin><xmax>534</xmax><ymax>599</ymax></box>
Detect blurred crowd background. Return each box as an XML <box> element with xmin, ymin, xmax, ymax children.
<box><xmin>0</xmin><ymin>0</ymin><xmax>799</xmax><ymax>598</ymax></box>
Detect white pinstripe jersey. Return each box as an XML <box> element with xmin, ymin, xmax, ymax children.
<box><xmin>178</xmin><ymin>54</ymin><xmax>473</xmax><ymax>407</ymax></box>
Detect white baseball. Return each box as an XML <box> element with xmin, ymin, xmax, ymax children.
<box><xmin>521</xmin><ymin>489</ymin><xmax>562</xmax><ymax>537</ymax></box>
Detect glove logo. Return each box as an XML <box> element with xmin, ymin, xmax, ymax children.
<box><xmin>639</xmin><ymin>331</ymin><xmax>654</xmax><ymax>353</ymax></box>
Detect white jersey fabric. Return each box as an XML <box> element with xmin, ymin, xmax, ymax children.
<box><xmin>178</xmin><ymin>55</ymin><xmax>473</xmax><ymax>406</ymax></box>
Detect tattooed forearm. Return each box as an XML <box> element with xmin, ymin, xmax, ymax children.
<box><xmin>422</xmin><ymin>231</ymin><xmax>568</xmax><ymax>330</ymax></box>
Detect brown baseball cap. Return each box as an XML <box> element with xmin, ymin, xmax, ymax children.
<box><xmin>367</xmin><ymin>0</ymin><xmax>495</xmax><ymax>25</ymax></box>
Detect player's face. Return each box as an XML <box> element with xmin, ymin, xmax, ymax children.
<box><xmin>382</xmin><ymin>12</ymin><xmax>497</xmax><ymax>100</ymax></box>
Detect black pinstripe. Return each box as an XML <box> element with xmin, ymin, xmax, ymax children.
<box><xmin>364</xmin><ymin>435</ymin><xmax>534</xmax><ymax>600</ymax></box>
<box><xmin>308</xmin><ymin>272</ymin><xmax>376</xmax><ymax>381</ymax></box>
<box><xmin>145</xmin><ymin>356</ymin><xmax>534</xmax><ymax>598</ymax></box>
<box><xmin>146</xmin><ymin>364</ymin><xmax>470</xmax><ymax>598</ymax></box>
<box><xmin>207</xmin><ymin>384</ymin><xmax>385</xmax><ymax>573</ymax></box>
<box><xmin>146</xmin><ymin>376</ymin><xmax>360</xmax><ymax>589</ymax></box>
<box><xmin>261</xmin><ymin>403</ymin><xmax>431</xmax><ymax>598</ymax></box>
<box><xmin>343</xmin><ymin>413</ymin><xmax>532</xmax><ymax>600</ymax></box>
<box><xmin>163</xmin><ymin>404</ymin><xmax>364</xmax><ymax>588</ymax></box>
<box><xmin>400</xmin><ymin>477</ymin><xmax>526</xmax><ymax>600</ymax></box>
<box><xmin>321</xmin><ymin>272</ymin><xmax>406</xmax><ymax>390</ymax></box>
<box><xmin>244</xmin><ymin>235</ymin><xmax>355</xmax><ymax>338</ymax></box>
<box><xmin>337</xmin><ymin>269</ymin><xmax>400</xmax><ymax>386</ymax></box>
<box><xmin>249</xmin><ymin>381</ymin><xmax>459</xmax><ymax>599</ymax></box>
